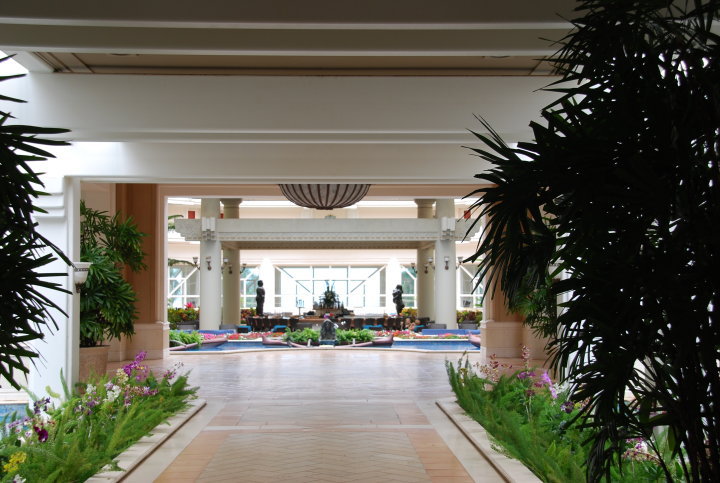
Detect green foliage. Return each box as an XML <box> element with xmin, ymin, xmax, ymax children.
<box><xmin>447</xmin><ymin>357</ymin><xmax>683</xmax><ymax>482</ymax></box>
<box><xmin>456</xmin><ymin>310</ymin><xmax>482</xmax><ymax>323</ymax></box>
<box><xmin>166</xmin><ymin>304</ymin><xmax>199</xmax><ymax>329</ymax></box>
<box><xmin>336</xmin><ymin>329</ymin><xmax>375</xmax><ymax>344</ymax></box>
<box><xmin>283</xmin><ymin>328</ymin><xmax>319</xmax><ymax>344</ymax></box>
<box><xmin>168</xmin><ymin>330</ymin><xmax>202</xmax><ymax>346</ymax></box>
<box><xmin>79</xmin><ymin>200</ymin><xmax>147</xmax><ymax>347</ymax></box>
<box><xmin>465</xmin><ymin>1</ymin><xmax>720</xmax><ymax>480</ymax></box>
<box><xmin>0</xmin><ymin>355</ymin><xmax>196</xmax><ymax>481</ymax></box>
<box><xmin>317</xmin><ymin>281</ymin><xmax>339</xmax><ymax>309</ymax></box>
<box><xmin>0</xmin><ymin>55</ymin><xmax>71</xmax><ymax>389</ymax></box>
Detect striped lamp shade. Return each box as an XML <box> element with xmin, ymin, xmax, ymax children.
<box><xmin>279</xmin><ymin>184</ymin><xmax>371</xmax><ymax>210</ymax></box>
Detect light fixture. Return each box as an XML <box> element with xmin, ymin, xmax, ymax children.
<box><xmin>457</xmin><ymin>256</ymin><xmax>464</xmax><ymax>268</ymax></box>
<box><xmin>279</xmin><ymin>184</ymin><xmax>371</xmax><ymax>210</ymax></box>
<box><xmin>444</xmin><ymin>256</ymin><xmax>450</xmax><ymax>270</ymax></box>
<box><xmin>424</xmin><ymin>257</ymin><xmax>435</xmax><ymax>274</ymax></box>
<box><xmin>73</xmin><ymin>262</ymin><xmax>92</xmax><ymax>293</ymax></box>
<box><xmin>222</xmin><ymin>257</ymin><xmax>232</xmax><ymax>274</ymax></box>
<box><xmin>409</xmin><ymin>262</ymin><xmax>416</xmax><ymax>275</ymax></box>
<box><xmin>205</xmin><ymin>256</ymin><xmax>212</xmax><ymax>271</ymax></box>
<box><xmin>192</xmin><ymin>256</ymin><xmax>199</xmax><ymax>267</ymax></box>
<box><xmin>240</xmin><ymin>263</ymin><xmax>247</xmax><ymax>274</ymax></box>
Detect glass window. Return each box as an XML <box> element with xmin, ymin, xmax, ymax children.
<box><xmin>276</xmin><ymin>264</ymin><xmax>385</xmax><ymax>315</ymax></box>
<box><xmin>459</xmin><ymin>264</ymin><xmax>483</xmax><ymax>310</ymax></box>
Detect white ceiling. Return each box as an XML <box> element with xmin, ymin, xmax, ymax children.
<box><xmin>0</xmin><ymin>1</ymin><xmax>575</xmax><ymax>198</ymax></box>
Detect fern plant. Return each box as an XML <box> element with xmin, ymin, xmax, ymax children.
<box><xmin>79</xmin><ymin>200</ymin><xmax>146</xmax><ymax>347</ymax></box>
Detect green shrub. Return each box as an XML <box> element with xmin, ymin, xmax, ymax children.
<box><xmin>283</xmin><ymin>328</ymin><xmax>319</xmax><ymax>344</ymax></box>
<box><xmin>336</xmin><ymin>329</ymin><xmax>375</xmax><ymax>344</ymax></box>
<box><xmin>0</xmin><ymin>352</ymin><xmax>196</xmax><ymax>482</ymax></box>
<box><xmin>168</xmin><ymin>330</ymin><xmax>202</xmax><ymax>346</ymax></box>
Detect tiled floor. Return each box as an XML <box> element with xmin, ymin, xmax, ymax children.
<box><xmin>111</xmin><ymin>349</ymin><xmax>502</xmax><ymax>482</ymax></box>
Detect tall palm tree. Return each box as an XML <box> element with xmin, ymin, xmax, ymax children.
<box><xmin>466</xmin><ymin>1</ymin><xmax>720</xmax><ymax>480</ymax></box>
<box><xmin>0</xmin><ymin>56</ymin><xmax>70</xmax><ymax>389</ymax></box>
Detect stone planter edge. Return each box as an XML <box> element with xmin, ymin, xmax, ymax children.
<box><xmin>86</xmin><ymin>398</ymin><xmax>207</xmax><ymax>482</ymax></box>
<box><xmin>436</xmin><ymin>398</ymin><xmax>541</xmax><ymax>483</ymax></box>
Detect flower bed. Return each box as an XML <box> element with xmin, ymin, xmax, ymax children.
<box><xmin>0</xmin><ymin>352</ymin><xmax>196</xmax><ymax>482</ymax></box>
<box><xmin>447</xmin><ymin>349</ymin><xmax>684</xmax><ymax>482</ymax></box>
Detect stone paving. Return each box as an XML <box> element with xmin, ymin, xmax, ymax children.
<box><xmin>111</xmin><ymin>349</ymin><xmax>500</xmax><ymax>482</ymax></box>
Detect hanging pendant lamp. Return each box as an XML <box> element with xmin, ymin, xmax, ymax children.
<box><xmin>279</xmin><ymin>184</ymin><xmax>370</xmax><ymax>210</ymax></box>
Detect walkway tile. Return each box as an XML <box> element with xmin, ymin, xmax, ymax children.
<box><xmin>117</xmin><ymin>350</ymin><xmax>500</xmax><ymax>482</ymax></box>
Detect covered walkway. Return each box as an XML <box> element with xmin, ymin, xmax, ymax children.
<box><xmin>111</xmin><ymin>349</ymin><xmax>504</xmax><ymax>482</ymax></box>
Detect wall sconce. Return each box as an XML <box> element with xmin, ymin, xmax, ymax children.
<box><xmin>457</xmin><ymin>256</ymin><xmax>464</xmax><ymax>268</ymax></box>
<box><xmin>424</xmin><ymin>257</ymin><xmax>434</xmax><ymax>274</ymax></box>
<box><xmin>222</xmin><ymin>257</ymin><xmax>233</xmax><ymax>274</ymax></box>
<box><xmin>444</xmin><ymin>256</ymin><xmax>450</xmax><ymax>270</ymax></box>
<box><xmin>205</xmin><ymin>256</ymin><xmax>212</xmax><ymax>271</ymax></box>
<box><xmin>409</xmin><ymin>262</ymin><xmax>417</xmax><ymax>275</ymax></box>
<box><xmin>192</xmin><ymin>256</ymin><xmax>199</xmax><ymax>267</ymax></box>
<box><xmin>240</xmin><ymin>263</ymin><xmax>247</xmax><ymax>274</ymax></box>
<box><xmin>73</xmin><ymin>262</ymin><xmax>92</xmax><ymax>293</ymax></box>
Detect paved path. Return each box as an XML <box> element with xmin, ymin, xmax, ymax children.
<box><xmin>112</xmin><ymin>349</ymin><xmax>501</xmax><ymax>482</ymax></box>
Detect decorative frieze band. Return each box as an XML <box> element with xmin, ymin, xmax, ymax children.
<box><xmin>175</xmin><ymin>217</ymin><xmax>479</xmax><ymax>243</ymax></box>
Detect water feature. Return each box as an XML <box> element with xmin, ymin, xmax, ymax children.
<box><xmin>181</xmin><ymin>339</ymin><xmax>480</xmax><ymax>352</ymax></box>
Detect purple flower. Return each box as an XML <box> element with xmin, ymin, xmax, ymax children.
<box><xmin>561</xmin><ymin>401</ymin><xmax>574</xmax><ymax>413</ymax></box>
<box><xmin>33</xmin><ymin>425</ymin><xmax>49</xmax><ymax>442</ymax></box>
<box><xmin>33</xmin><ymin>397</ymin><xmax>51</xmax><ymax>415</ymax></box>
<box><xmin>540</xmin><ymin>371</ymin><xmax>552</xmax><ymax>386</ymax></box>
<box><xmin>518</xmin><ymin>371</ymin><xmax>535</xmax><ymax>379</ymax></box>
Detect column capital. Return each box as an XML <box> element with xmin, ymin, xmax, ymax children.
<box><xmin>414</xmin><ymin>198</ymin><xmax>435</xmax><ymax>208</ymax></box>
<box><xmin>435</xmin><ymin>199</ymin><xmax>455</xmax><ymax>218</ymax></box>
<box><xmin>221</xmin><ymin>198</ymin><xmax>242</xmax><ymax>219</ymax></box>
<box><xmin>220</xmin><ymin>198</ymin><xmax>242</xmax><ymax>208</ymax></box>
<box><xmin>415</xmin><ymin>199</ymin><xmax>435</xmax><ymax>219</ymax></box>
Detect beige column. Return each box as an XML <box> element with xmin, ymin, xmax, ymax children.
<box><xmin>415</xmin><ymin>199</ymin><xmax>435</xmax><ymax>320</ymax></box>
<box><xmin>478</xmin><ymin>214</ymin><xmax>525</xmax><ymax>359</ymax></box>
<box><xmin>221</xmin><ymin>199</ymin><xmax>242</xmax><ymax>325</ymax></box>
<box><xmin>434</xmin><ymin>199</ymin><xmax>458</xmax><ymax>329</ymax></box>
<box><xmin>199</xmin><ymin>199</ymin><xmax>222</xmax><ymax>330</ymax></box>
<box><xmin>115</xmin><ymin>183</ymin><xmax>168</xmax><ymax>361</ymax></box>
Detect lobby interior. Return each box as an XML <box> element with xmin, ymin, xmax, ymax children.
<box><xmin>0</xmin><ymin>1</ymin><xmax>577</xmax><ymax>480</ymax></box>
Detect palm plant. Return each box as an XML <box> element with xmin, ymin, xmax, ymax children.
<box><xmin>79</xmin><ymin>201</ymin><xmax>146</xmax><ymax>347</ymax></box>
<box><xmin>0</xmin><ymin>56</ymin><xmax>70</xmax><ymax>389</ymax></box>
<box><xmin>465</xmin><ymin>1</ymin><xmax>720</xmax><ymax>480</ymax></box>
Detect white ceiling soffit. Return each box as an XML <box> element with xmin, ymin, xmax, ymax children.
<box><xmin>0</xmin><ymin>0</ymin><xmax>576</xmax><ymax>75</ymax></box>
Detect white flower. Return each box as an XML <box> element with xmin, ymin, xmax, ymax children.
<box><xmin>36</xmin><ymin>410</ymin><xmax>52</xmax><ymax>424</ymax></box>
<box><xmin>85</xmin><ymin>383</ymin><xmax>96</xmax><ymax>394</ymax></box>
<box><xmin>105</xmin><ymin>386</ymin><xmax>121</xmax><ymax>403</ymax></box>
<box><xmin>13</xmin><ymin>475</ymin><xmax>26</xmax><ymax>483</ymax></box>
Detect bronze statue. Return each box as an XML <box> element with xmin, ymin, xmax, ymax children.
<box><xmin>256</xmin><ymin>280</ymin><xmax>265</xmax><ymax>316</ymax></box>
<box><xmin>392</xmin><ymin>284</ymin><xmax>405</xmax><ymax>315</ymax></box>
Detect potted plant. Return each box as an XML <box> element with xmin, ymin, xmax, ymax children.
<box><xmin>79</xmin><ymin>200</ymin><xmax>146</xmax><ymax>380</ymax></box>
